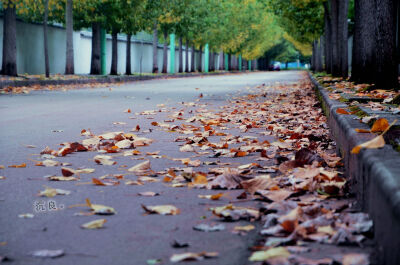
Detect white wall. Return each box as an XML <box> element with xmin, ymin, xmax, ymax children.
<box><xmin>0</xmin><ymin>18</ymin><xmax>217</xmax><ymax>75</ymax></box>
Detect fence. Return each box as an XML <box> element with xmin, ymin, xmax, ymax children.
<box><xmin>0</xmin><ymin>17</ymin><xmax>222</xmax><ymax>75</ymax></box>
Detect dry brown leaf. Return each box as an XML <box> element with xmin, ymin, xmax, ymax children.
<box><xmin>207</xmin><ymin>168</ymin><xmax>242</xmax><ymax>189</ymax></box>
<box><xmin>370</xmin><ymin>118</ymin><xmax>389</xmax><ymax>133</ymax></box>
<box><xmin>336</xmin><ymin>108</ymin><xmax>350</xmax><ymax>114</ymax></box>
<box><xmin>241</xmin><ymin>175</ymin><xmax>271</xmax><ymax>194</ymax></box>
<box><xmin>86</xmin><ymin>198</ymin><xmax>116</xmax><ymax>215</ymax></box>
<box><xmin>179</xmin><ymin>144</ymin><xmax>195</xmax><ymax>152</ymax></box>
<box><xmin>198</xmin><ymin>193</ymin><xmax>224</xmax><ymax>200</ymax></box>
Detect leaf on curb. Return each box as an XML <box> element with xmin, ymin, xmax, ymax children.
<box><xmin>351</xmin><ymin>135</ymin><xmax>385</xmax><ymax>154</ymax></box>
<box><xmin>370</xmin><ymin>118</ymin><xmax>389</xmax><ymax>133</ymax></box>
<box><xmin>336</xmin><ymin>108</ymin><xmax>350</xmax><ymax>115</ymax></box>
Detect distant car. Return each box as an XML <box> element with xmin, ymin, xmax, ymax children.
<box><xmin>273</xmin><ymin>62</ymin><xmax>281</xmax><ymax>71</ymax></box>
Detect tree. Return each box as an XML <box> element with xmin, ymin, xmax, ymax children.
<box><xmin>351</xmin><ymin>0</ymin><xmax>398</xmax><ymax>89</ymax></box>
<box><xmin>1</xmin><ymin>0</ymin><xmax>18</xmax><ymax>76</ymax></box>
<box><xmin>65</xmin><ymin>0</ymin><xmax>74</xmax><ymax>74</ymax></box>
<box><xmin>43</xmin><ymin>0</ymin><xmax>50</xmax><ymax>77</ymax></box>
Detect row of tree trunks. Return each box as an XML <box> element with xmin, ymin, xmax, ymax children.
<box><xmin>324</xmin><ymin>0</ymin><xmax>348</xmax><ymax>78</ymax></box>
<box><xmin>351</xmin><ymin>0</ymin><xmax>398</xmax><ymax>89</ymax></box>
<box><xmin>152</xmin><ymin>22</ymin><xmax>158</xmax><ymax>73</ymax></box>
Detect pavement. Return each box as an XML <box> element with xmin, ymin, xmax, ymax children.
<box><xmin>0</xmin><ymin>71</ymin><xmax>371</xmax><ymax>265</ymax></box>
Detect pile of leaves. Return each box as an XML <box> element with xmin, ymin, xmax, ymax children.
<box><xmin>3</xmin><ymin>72</ymin><xmax>373</xmax><ymax>264</ymax></box>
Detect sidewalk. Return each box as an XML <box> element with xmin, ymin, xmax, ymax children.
<box><xmin>309</xmin><ymin>72</ymin><xmax>400</xmax><ymax>264</ymax></box>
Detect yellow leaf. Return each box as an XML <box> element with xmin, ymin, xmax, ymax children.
<box><xmin>86</xmin><ymin>198</ymin><xmax>116</xmax><ymax>215</ymax></box>
<box><xmin>351</xmin><ymin>135</ymin><xmax>385</xmax><ymax>154</ymax></box>
<box><xmin>81</xmin><ymin>219</ymin><xmax>107</xmax><ymax>229</ymax></box>
<box><xmin>249</xmin><ymin>247</ymin><xmax>290</xmax><ymax>262</ymax></box>
<box><xmin>234</xmin><ymin>225</ymin><xmax>255</xmax><ymax>232</ymax></box>
<box><xmin>142</xmin><ymin>204</ymin><xmax>180</xmax><ymax>215</ymax></box>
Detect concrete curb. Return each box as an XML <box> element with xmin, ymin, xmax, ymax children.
<box><xmin>308</xmin><ymin>72</ymin><xmax>400</xmax><ymax>264</ymax></box>
<box><xmin>0</xmin><ymin>71</ymin><xmax>241</xmax><ymax>90</ymax></box>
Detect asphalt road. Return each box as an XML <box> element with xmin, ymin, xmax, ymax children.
<box><xmin>0</xmin><ymin>71</ymin><xmax>303</xmax><ymax>265</ymax></box>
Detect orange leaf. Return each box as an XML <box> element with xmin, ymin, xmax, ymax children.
<box><xmin>210</xmin><ymin>193</ymin><xmax>224</xmax><ymax>200</ymax></box>
<box><xmin>336</xmin><ymin>108</ymin><xmax>350</xmax><ymax>115</ymax></box>
<box><xmin>193</xmin><ymin>174</ymin><xmax>208</xmax><ymax>185</ymax></box>
<box><xmin>92</xmin><ymin>178</ymin><xmax>106</xmax><ymax>186</ymax></box>
<box><xmin>8</xmin><ymin>163</ymin><xmax>26</xmax><ymax>168</ymax></box>
<box><xmin>151</xmin><ymin>122</ymin><xmax>159</xmax><ymax>126</ymax></box>
<box><xmin>371</xmin><ymin>118</ymin><xmax>389</xmax><ymax>133</ymax></box>
<box><xmin>235</xmin><ymin>151</ymin><xmax>248</xmax><ymax>157</ymax></box>
<box><xmin>204</xmin><ymin>125</ymin><xmax>212</xmax><ymax>131</ymax></box>
<box><xmin>163</xmin><ymin>176</ymin><xmax>172</xmax><ymax>182</ymax></box>
<box><xmin>355</xmin><ymin>128</ymin><xmax>371</xmax><ymax>133</ymax></box>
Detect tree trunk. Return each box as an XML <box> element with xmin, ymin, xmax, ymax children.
<box><xmin>311</xmin><ymin>41</ymin><xmax>316</xmax><ymax>71</ymax></box>
<box><xmin>219</xmin><ymin>51</ymin><xmax>224</xmax><ymax>70</ymax></box>
<box><xmin>126</xmin><ymin>34</ymin><xmax>131</xmax><ymax>75</ymax></box>
<box><xmin>110</xmin><ymin>31</ymin><xmax>118</xmax><ymax>75</ymax></box>
<box><xmin>90</xmin><ymin>22</ymin><xmax>101</xmax><ymax>75</ymax></box>
<box><xmin>208</xmin><ymin>52</ymin><xmax>214</xmax><ymax>72</ymax></box>
<box><xmin>178</xmin><ymin>37</ymin><xmax>183</xmax><ymax>73</ymax></box>
<box><xmin>1</xmin><ymin>4</ymin><xmax>17</xmax><ymax>76</ymax></box>
<box><xmin>316</xmin><ymin>39</ymin><xmax>323</xmax><ymax>72</ymax></box>
<box><xmin>65</xmin><ymin>0</ymin><xmax>74</xmax><ymax>74</ymax></box>
<box><xmin>198</xmin><ymin>45</ymin><xmax>203</xmax><ymax>72</ymax></box>
<box><xmin>43</xmin><ymin>0</ymin><xmax>50</xmax><ymax>78</ymax></box>
<box><xmin>243</xmin><ymin>59</ymin><xmax>248</xmax><ymax>71</ymax></box>
<box><xmin>330</xmin><ymin>0</ymin><xmax>340</xmax><ymax>76</ymax></box>
<box><xmin>375</xmin><ymin>0</ymin><xmax>398</xmax><ymax>89</ymax></box>
<box><xmin>162</xmin><ymin>29</ymin><xmax>168</xmax><ymax>73</ymax></box>
<box><xmin>351</xmin><ymin>0</ymin><xmax>376</xmax><ymax>83</ymax></box>
<box><xmin>228</xmin><ymin>54</ymin><xmax>232</xmax><ymax>70</ymax></box>
<box><xmin>324</xmin><ymin>2</ymin><xmax>332</xmax><ymax>73</ymax></box>
<box><xmin>191</xmin><ymin>45</ymin><xmax>195</xmax><ymax>72</ymax></box>
<box><xmin>338</xmin><ymin>0</ymin><xmax>349</xmax><ymax>78</ymax></box>
<box><xmin>152</xmin><ymin>22</ymin><xmax>158</xmax><ymax>73</ymax></box>
<box><xmin>185</xmin><ymin>39</ymin><xmax>189</xmax><ymax>72</ymax></box>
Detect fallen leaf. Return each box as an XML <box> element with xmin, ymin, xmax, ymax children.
<box><xmin>207</xmin><ymin>168</ymin><xmax>243</xmax><ymax>189</ymax></box>
<box><xmin>193</xmin><ymin>224</ymin><xmax>225</xmax><ymax>232</ymax></box>
<box><xmin>18</xmin><ymin>213</ymin><xmax>34</xmax><ymax>218</ymax></box>
<box><xmin>355</xmin><ymin>128</ymin><xmax>371</xmax><ymax>133</ymax></box>
<box><xmin>39</xmin><ymin>186</ymin><xmax>71</xmax><ymax>197</ymax></box>
<box><xmin>124</xmin><ymin>108</ymin><xmax>131</xmax><ymax>113</ymax></box>
<box><xmin>211</xmin><ymin>204</ymin><xmax>260</xmax><ymax>221</ymax></box>
<box><xmin>81</xmin><ymin>219</ymin><xmax>107</xmax><ymax>229</ymax></box>
<box><xmin>336</xmin><ymin>108</ymin><xmax>350</xmax><ymax>114</ymax></box>
<box><xmin>351</xmin><ymin>135</ymin><xmax>385</xmax><ymax>154</ymax></box>
<box><xmin>94</xmin><ymin>155</ymin><xmax>116</xmax><ymax>165</ymax></box>
<box><xmin>128</xmin><ymin>160</ymin><xmax>151</xmax><ymax>174</ymax></box>
<box><xmin>171</xmin><ymin>240</ymin><xmax>189</xmax><ymax>248</ymax></box>
<box><xmin>342</xmin><ymin>253</ymin><xmax>369</xmax><ymax>265</ymax></box>
<box><xmin>8</xmin><ymin>163</ymin><xmax>26</xmax><ymax>168</ymax></box>
<box><xmin>86</xmin><ymin>198</ymin><xmax>116</xmax><ymax>215</ymax></box>
<box><xmin>233</xmin><ymin>225</ymin><xmax>255</xmax><ymax>232</ymax></box>
<box><xmin>179</xmin><ymin>144</ymin><xmax>195</xmax><ymax>152</ymax></box>
<box><xmin>37</xmin><ymin>159</ymin><xmax>59</xmax><ymax>167</ymax></box>
<box><xmin>249</xmin><ymin>247</ymin><xmax>290</xmax><ymax>262</ymax></box>
<box><xmin>241</xmin><ymin>175</ymin><xmax>272</xmax><ymax>194</ymax></box>
<box><xmin>138</xmin><ymin>191</ymin><xmax>159</xmax><ymax>197</ymax></box>
<box><xmin>142</xmin><ymin>204</ymin><xmax>180</xmax><ymax>215</ymax></box>
<box><xmin>30</xmin><ymin>249</ymin><xmax>64</xmax><ymax>258</ymax></box>
<box><xmin>198</xmin><ymin>193</ymin><xmax>224</xmax><ymax>200</ymax></box>
<box><xmin>370</xmin><ymin>118</ymin><xmax>389</xmax><ymax>133</ymax></box>
<box><xmin>47</xmin><ymin>176</ymin><xmax>78</xmax><ymax>181</ymax></box>
<box><xmin>170</xmin><ymin>252</ymin><xmax>218</xmax><ymax>263</ymax></box>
